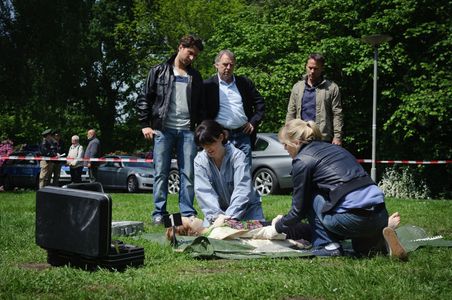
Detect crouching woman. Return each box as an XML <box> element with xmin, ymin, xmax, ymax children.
<box><xmin>194</xmin><ymin>120</ymin><xmax>265</xmax><ymax>227</ymax></box>
<box><xmin>274</xmin><ymin>119</ymin><xmax>390</xmax><ymax>257</ymax></box>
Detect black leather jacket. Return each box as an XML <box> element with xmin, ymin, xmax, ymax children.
<box><xmin>204</xmin><ymin>75</ymin><xmax>265</xmax><ymax>128</ymax></box>
<box><xmin>136</xmin><ymin>55</ymin><xmax>204</xmax><ymax>130</ymax></box>
<box><xmin>275</xmin><ymin>141</ymin><xmax>375</xmax><ymax>233</ymax></box>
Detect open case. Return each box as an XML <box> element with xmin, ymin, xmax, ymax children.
<box><xmin>36</xmin><ymin>186</ymin><xmax>144</xmax><ymax>271</ymax></box>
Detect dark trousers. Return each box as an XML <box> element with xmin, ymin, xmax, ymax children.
<box><xmin>70</xmin><ymin>167</ymin><xmax>83</xmax><ymax>183</ymax></box>
<box><xmin>88</xmin><ymin>167</ymin><xmax>98</xmax><ymax>182</ymax></box>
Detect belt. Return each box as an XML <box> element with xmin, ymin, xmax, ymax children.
<box><xmin>348</xmin><ymin>203</ymin><xmax>386</xmax><ymax>216</ymax></box>
<box><xmin>226</xmin><ymin>125</ymin><xmax>245</xmax><ymax>134</ymax></box>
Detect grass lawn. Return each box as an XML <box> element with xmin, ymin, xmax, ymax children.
<box><xmin>1</xmin><ymin>191</ymin><xmax>451</xmax><ymax>299</ymax></box>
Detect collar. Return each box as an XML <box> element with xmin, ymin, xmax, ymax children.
<box><xmin>304</xmin><ymin>75</ymin><xmax>325</xmax><ymax>88</ymax></box>
<box><xmin>218</xmin><ymin>74</ymin><xmax>236</xmax><ymax>86</ymax></box>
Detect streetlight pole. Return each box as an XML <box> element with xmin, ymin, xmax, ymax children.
<box><xmin>361</xmin><ymin>34</ymin><xmax>392</xmax><ymax>182</ymax></box>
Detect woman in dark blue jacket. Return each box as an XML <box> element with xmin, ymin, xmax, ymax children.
<box><xmin>274</xmin><ymin>119</ymin><xmax>405</xmax><ymax>258</ymax></box>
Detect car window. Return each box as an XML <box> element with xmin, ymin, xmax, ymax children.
<box><xmin>124</xmin><ymin>161</ymin><xmax>153</xmax><ymax>168</ymax></box>
<box><xmin>254</xmin><ymin>138</ymin><xmax>269</xmax><ymax>152</ymax></box>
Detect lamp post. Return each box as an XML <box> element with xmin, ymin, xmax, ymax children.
<box><xmin>361</xmin><ymin>34</ymin><xmax>392</xmax><ymax>182</ymax></box>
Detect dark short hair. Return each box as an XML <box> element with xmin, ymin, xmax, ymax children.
<box><xmin>179</xmin><ymin>35</ymin><xmax>204</xmax><ymax>51</ymax></box>
<box><xmin>195</xmin><ymin>120</ymin><xmax>227</xmax><ymax>146</ymax></box>
<box><xmin>307</xmin><ymin>53</ymin><xmax>325</xmax><ymax>66</ymax></box>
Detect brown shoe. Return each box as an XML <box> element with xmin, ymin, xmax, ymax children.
<box><xmin>383</xmin><ymin>227</ymin><xmax>408</xmax><ymax>261</ymax></box>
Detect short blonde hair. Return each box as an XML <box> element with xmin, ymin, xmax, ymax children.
<box><xmin>278</xmin><ymin>119</ymin><xmax>322</xmax><ymax>147</ymax></box>
<box><xmin>71</xmin><ymin>135</ymin><xmax>79</xmax><ymax>141</ymax></box>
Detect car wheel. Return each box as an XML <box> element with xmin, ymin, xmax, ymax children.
<box><xmin>168</xmin><ymin>169</ymin><xmax>180</xmax><ymax>194</ymax></box>
<box><xmin>127</xmin><ymin>176</ymin><xmax>139</xmax><ymax>193</ymax></box>
<box><xmin>253</xmin><ymin>168</ymin><xmax>279</xmax><ymax>196</ymax></box>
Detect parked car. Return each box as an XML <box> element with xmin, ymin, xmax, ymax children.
<box><xmin>251</xmin><ymin>133</ymin><xmax>292</xmax><ymax>195</ymax></box>
<box><xmin>1</xmin><ymin>151</ymin><xmax>40</xmax><ymax>190</ymax></box>
<box><xmin>1</xmin><ymin>151</ymin><xmax>89</xmax><ymax>190</ymax></box>
<box><xmin>167</xmin><ymin>133</ymin><xmax>293</xmax><ymax>196</ymax></box>
<box><xmin>96</xmin><ymin>155</ymin><xmax>154</xmax><ymax>193</ymax></box>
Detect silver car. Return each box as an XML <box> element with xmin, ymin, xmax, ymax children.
<box><xmin>251</xmin><ymin>133</ymin><xmax>293</xmax><ymax>195</ymax></box>
<box><xmin>96</xmin><ymin>155</ymin><xmax>154</xmax><ymax>193</ymax></box>
<box><xmin>167</xmin><ymin>133</ymin><xmax>293</xmax><ymax>196</ymax></box>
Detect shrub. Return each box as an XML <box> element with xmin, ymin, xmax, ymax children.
<box><xmin>378</xmin><ymin>166</ymin><xmax>431</xmax><ymax>199</ymax></box>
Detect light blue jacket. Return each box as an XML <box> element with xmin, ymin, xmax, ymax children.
<box><xmin>194</xmin><ymin>142</ymin><xmax>265</xmax><ymax>226</ymax></box>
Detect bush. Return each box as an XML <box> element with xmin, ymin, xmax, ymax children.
<box><xmin>378</xmin><ymin>166</ymin><xmax>431</xmax><ymax>199</ymax></box>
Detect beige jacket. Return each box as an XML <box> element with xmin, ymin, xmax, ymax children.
<box><xmin>67</xmin><ymin>144</ymin><xmax>84</xmax><ymax>168</ymax></box>
<box><xmin>286</xmin><ymin>77</ymin><xmax>343</xmax><ymax>142</ymax></box>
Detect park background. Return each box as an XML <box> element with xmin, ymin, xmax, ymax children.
<box><xmin>0</xmin><ymin>0</ymin><xmax>450</xmax><ymax>197</ymax></box>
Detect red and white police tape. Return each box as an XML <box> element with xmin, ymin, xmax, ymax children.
<box><xmin>0</xmin><ymin>156</ymin><xmax>154</xmax><ymax>163</ymax></box>
<box><xmin>1</xmin><ymin>156</ymin><xmax>451</xmax><ymax>165</ymax></box>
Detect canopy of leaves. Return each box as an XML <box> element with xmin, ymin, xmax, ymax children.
<box><xmin>0</xmin><ymin>0</ymin><xmax>450</xmax><ymax>195</ymax></box>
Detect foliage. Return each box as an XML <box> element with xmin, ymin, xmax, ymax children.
<box><xmin>378</xmin><ymin>166</ymin><xmax>431</xmax><ymax>199</ymax></box>
<box><xmin>0</xmin><ymin>0</ymin><xmax>450</xmax><ymax>189</ymax></box>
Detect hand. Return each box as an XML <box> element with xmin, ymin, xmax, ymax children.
<box><xmin>332</xmin><ymin>137</ymin><xmax>342</xmax><ymax>146</ymax></box>
<box><xmin>271</xmin><ymin>215</ymin><xmax>283</xmax><ymax>226</ymax></box>
<box><xmin>242</xmin><ymin>122</ymin><xmax>254</xmax><ymax>135</ymax></box>
<box><xmin>261</xmin><ymin>225</ymin><xmax>279</xmax><ymax>239</ymax></box>
<box><xmin>142</xmin><ymin>127</ymin><xmax>155</xmax><ymax>140</ymax></box>
<box><xmin>213</xmin><ymin>214</ymin><xmax>231</xmax><ymax>227</ymax></box>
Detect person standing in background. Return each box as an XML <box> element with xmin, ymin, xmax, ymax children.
<box><xmin>286</xmin><ymin>53</ymin><xmax>343</xmax><ymax>145</ymax></box>
<box><xmin>67</xmin><ymin>135</ymin><xmax>84</xmax><ymax>183</ymax></box>
<box><xmin>50</xmin><ymin>130</ymin><xmax>65</xmax><ymax>186</ymax></box>
<box><xmin>84</xmin><ymin>129</ymin><xmax>101</xmax><ymax>182</ymax></box>
<box><xmin>136</xmin><ymin>34</ymin><xmax>205</xmax><ymax>225</ymax></box>
<box><xmin>0</xmin><ymin>137</ymin><xmax>14</xmax><ymax>191</ymax></box>
<box><xmin>204</xmin><ymin>49</ymin><xmax>265</xmax><ymax>166</ymax></box>
<box><xmin>39</xmin><ymin>129</ymin><xmax>58</xmax><ymax>188</ymax></box>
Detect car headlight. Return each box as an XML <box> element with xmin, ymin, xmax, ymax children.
<box><xmin>137</xmin><ymin>173</ymin><xmax>153</xmax><ymax>178</ymax></box>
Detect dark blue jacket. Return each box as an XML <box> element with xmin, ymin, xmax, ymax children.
<box><xmin>275</xmin><ymin>141</ymin><xmax>375</xmax><ymax>233</ymax></box>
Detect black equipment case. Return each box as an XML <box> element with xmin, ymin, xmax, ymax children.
<box><xmin>36</xmin><ymin>186</ymin><xmax>144</xmax><ymax>271</ymax></box>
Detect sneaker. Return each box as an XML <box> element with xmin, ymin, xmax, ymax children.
<box><xmin>152</xmin><ymin>216</ymin><xmax>163</xmax><ymax>226</ymax></box>
<box><xmin>311</xmin><ymin>243</ymin><xmax>343</xmax><ymax>257</ymax></box>
<box><xmin>383</xmin><ymin>227</ymin><xmax>408</xmax><ymax>261</ymax></box>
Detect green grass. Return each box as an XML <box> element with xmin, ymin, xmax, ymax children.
<box><xmin>1</xmin><ymin>191</ymin><xmax>451</xmax><ymax>299</ymax></box>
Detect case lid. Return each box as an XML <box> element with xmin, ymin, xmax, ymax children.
<box><xmin>36</xmin><ymin>186</ymin><xmax>112</xmax><ymax>257</ymax></box>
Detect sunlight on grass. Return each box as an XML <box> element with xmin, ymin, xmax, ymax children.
<box><xmin>0</xmin><ymin>191</ymin><xmax>451</xmax><ymax>299</ymax></box>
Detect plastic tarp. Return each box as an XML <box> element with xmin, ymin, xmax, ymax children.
<box><xmin>140</xmin><ymin>225</ymin><xmax>452</xmax><ymax>260</ymax></box>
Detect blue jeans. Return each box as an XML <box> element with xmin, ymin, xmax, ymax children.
<box><xmin>307</xmin><ymin>194</ymin><xmax>388</xmax><ymax>255</ymax></box>
<box><xmin>228</xmin><ymin>131</ymin><xmax>252</xmax><ymax>166</ymax></box>
<box><xmin>152</xmin><ymin>128</ymin><xmax>197</xmax><ymax>218</ymax></box>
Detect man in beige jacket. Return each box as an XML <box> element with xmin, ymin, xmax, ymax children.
<box><xmin>286</xmin><ymin>53</ymin><xmax>343</xmax><ymax>145</ymax></box>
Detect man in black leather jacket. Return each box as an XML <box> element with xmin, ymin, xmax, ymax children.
<box><xmin>274</xmin><ymin>119</ymin><xmax>391</xmax><ymax>257</ymax></box>
<box><xmin>136</xmin><ymin>35</ymin><xmax>205</xmax><ymax>225</ymax></box>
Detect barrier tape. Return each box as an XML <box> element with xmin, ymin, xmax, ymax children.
<box><xmin>356</xmin><ymin>159</ymin><xmax>452</xmax><ymax>165</ymax></box>
<box><xmin>1</xmin><ymin>156</ymin><xmax>451</xmax><ymax>165</ymax></box>
<box><xmin>0</xmin><ymin>156</ymin><xmax>154</xmax><ymax>163</ymax></box>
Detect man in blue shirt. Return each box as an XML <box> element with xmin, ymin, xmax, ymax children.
<box><xmin>286</xmin><ymin>53</ymin><xmax>343</xmax><ymax>145</ymax></box>
<box><xmin>204</xmin><ymin>50</ymin><xmax>265</xmax><ymax>166</ymax></box>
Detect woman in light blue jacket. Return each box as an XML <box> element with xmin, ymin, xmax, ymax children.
<box><xmin>194</xmin><ymin>120</ymin><xmax>265</xmax><ymax>227</ymax></box>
